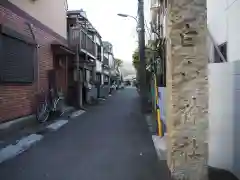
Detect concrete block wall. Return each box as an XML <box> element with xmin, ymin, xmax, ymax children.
<box><xmin>166</xmin><ymin>0</ymin><xmax>208</xmax><ymax>179</ymax></box>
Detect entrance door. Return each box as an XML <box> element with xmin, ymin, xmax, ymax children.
<box><xmin>53</xmin><ymin>56</ymin><xmax>68</xmax><ymax>94</ymax></box>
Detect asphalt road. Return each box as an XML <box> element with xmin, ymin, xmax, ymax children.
<box><xmin>0</xmin><ymin>88</ymin><xmax>171</xmax><ymax>180</ymax></box>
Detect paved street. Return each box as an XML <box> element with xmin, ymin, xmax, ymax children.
<box><xmin>0</xmin><ymin>88</ymin><xmax>170</xmax><ymax>180</ymax></box>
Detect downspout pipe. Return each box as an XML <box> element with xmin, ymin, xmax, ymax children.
<box><xmin>26</xmin><ymin>22</ymin><xmax>40</xmax><ymax>92</ymax></box>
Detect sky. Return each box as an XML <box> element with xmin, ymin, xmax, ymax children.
<box><xmin>67</xmin><ymin>0</ymin><xmax>151</xmax><ymax>64</ymax></box>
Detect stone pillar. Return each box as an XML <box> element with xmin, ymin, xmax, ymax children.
<box><xmin>166</xmin><ymin>1</ymin><xmax>208</xmax><ymax>179</ymax></box>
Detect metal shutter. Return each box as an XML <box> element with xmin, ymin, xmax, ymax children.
<box><xmin>0</xmin><ymin>34</ymin><xmax>35</xmax><ymax>83</ymax></box>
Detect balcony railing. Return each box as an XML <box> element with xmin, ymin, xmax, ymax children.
<box><xmin>103</xmin><ymin>56</ymin><xmax>109</xmax><ymax>65</ymax></box>
<box><xmin>69</xmin><ymin>27</ymin><xmax>96</xmax><ymax>58</ymax></box>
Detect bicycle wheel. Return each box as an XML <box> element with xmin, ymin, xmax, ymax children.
<box><xmin>36</xmin><ymin>101</ymin><xmax>50</xmax><ymax>123</ymax></box>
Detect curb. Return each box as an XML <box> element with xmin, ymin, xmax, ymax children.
<box><xmin>152</xmin><ymin>135</ymin><xmax>167</xmax><ymax>161</ymax></box>
<box><xmin>0</xmin><ymin>110</ymin><xmax>86</xmax><ymax>164</ymax></box>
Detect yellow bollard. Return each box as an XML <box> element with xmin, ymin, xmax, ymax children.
<box><xmin>154</xmin><ymin>74</ymin><xmax>163</xmax><ymax>137</ymax></box>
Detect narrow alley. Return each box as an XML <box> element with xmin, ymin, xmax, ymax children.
<box><xmin>0</xmin><ymin>88</ymin><xmax>170</xmax><ymax>180</ymax></box>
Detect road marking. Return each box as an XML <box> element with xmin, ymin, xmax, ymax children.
<box><xmin>47</xmin><ymin>120</ymin><xmax>68</xmax><ymax>131</ymax></box>
<box><xmin>70</xmin><ymin>110</ymin><xmax>86</xmax><ymax>118</ymax></box>
<box><xmin>0</xmin><ymin>134</ymin><xmax>43</xmax><ymax>164</ymax></box>
<box><xmin>98</xmin><ymin>98</ymin><xmax>106</xmax><ymax>101</ymax></box>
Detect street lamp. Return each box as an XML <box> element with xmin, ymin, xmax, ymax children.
<box><xmin>117</xmin><ymin>13</ymin><xmax>151</xmax><ymax>37</ymax></box>
<box><xmin>117</xmin><ymin>13</ymin><xmax>138</xmax><ymax>23</ymax></box>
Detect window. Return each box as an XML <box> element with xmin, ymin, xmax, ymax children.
<box><xmin>214</xmin><ymin>42</ymin><xmax>227</xmax><ymax>63</ymax></box>
<box><xmin>0</xmin><ymin>28</ymin><xmax>35</xmax><ymax>84</ymax></box>
<box><xmin>97</xmin><ymin>45</ymin><xmax>101</xmax><ymax>61</ymax></box>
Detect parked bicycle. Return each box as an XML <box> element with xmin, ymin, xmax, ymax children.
<box><xmin>36</xmin><ymin>88</ymin><xmax>65</xmax><ymax>123</ymax></box>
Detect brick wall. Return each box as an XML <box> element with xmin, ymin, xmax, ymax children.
<box><xmin>0</xmin><ymin>5</ymin><xmax>67</xmax><ymax>123</ymax></box>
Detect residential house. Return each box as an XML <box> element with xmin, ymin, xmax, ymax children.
<box><xmin>150</xmin><ymin>0</ymin><xmax>167</xmax><ymax>87</ymax></box>
<box><xmin>102</xmin><ymin>42</ymin><xmax>111</xmax><ymax>85</ymax></box>
<box><xmin>207</xmin><ymin>1</ymin><xmax>240</xmax><ymax>178</ymax></box>
<box><xmin>115</xmin><ymin>67</ymin><xmax>123</xmax><ymax>88</ymax></box>
<box><xmin>103</xmin><ymin>41</ymin><xmax>118</xmax><ymax>85</ymax></box>
<box><xmin>207</xmin><ymin>0</ymin><xmax>240</xmax><ymax>63</ymax></box>
<box><xmin>95</xmin><ymin>32</ymin><xmax>104</xmax><ymax>87</ymax></box>
<box><xmin>0</xmin><ymin>0</ymin><xmax>74</xmax><ymax>123</ymax></box>
<box><xmin>150</xmin><ymin>0</ymin><xmax>167</xmax><ymax>40</ymax></box>
<box><xmin>149</xmin><ymin>0</ymin><xmax>167</xmax><ymax>125</ymax></box>
<box><xmin>67</xmin><ymin>9</ymin><xmax>103</xmax><ymax>106</ymax></box>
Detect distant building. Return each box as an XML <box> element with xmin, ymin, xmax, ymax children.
<box><xmin>103</xmin><ymin>41</ymin><xmax>119</xmax><ymax>84</ymax></box>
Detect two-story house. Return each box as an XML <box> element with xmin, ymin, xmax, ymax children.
<box><xmin>103</xmin><ymin>41</ymin><xmax>118</xmax><ymax>85</ymax></box>
<box><xmin>95</xmin><ymin>33</ymin><xmax>103</xmax><ymax>86</ymax></box>
<box><xmin>150</xmin><ymin>0</ymin><xmax>167</xmax><ymax>86</ymax></box>
<box><xmin>102</xmin><ymin>42</ymin><xmax>111</xmax><ymax>85</ymax></box>
<box><xmin>150</xmin><ymin>0</ymin><xmax>167</xmax><ymax>40</ymax></box>
<box><xmin>0</xmin><ymin>0</ymin><xmax>75</xmax><ymax>123</ymax></box>
<box><xmin>67</xmin><ymin>9</ymin><xmax>105</xmax><ymax>106</ymax></box>
<box><xmin>150</xmin><ymin>0</ymin><xmax>167</xmax><ymax>130</ymax></box>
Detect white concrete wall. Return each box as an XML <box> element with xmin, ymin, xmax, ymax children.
<box><xmin>95</xmin><ymin>35</ymin><xmax>101</xmax><ymax>45</ymax></box>
<box><xmin>208</xmin><ymin>62</ymin><xmax>234</xmax><ymax>172</ymax></box>
<box><xmin>162</xmin><ymin>9</ymin><xmax>167</xmax><ymax>38</ymax></box>
<box><xmin>108</xmin><ymin>54</ymin><xmax>114</xmax><ymax>68</ymax></box>
<box><xmin>207</xmin><ymin>0</ymin><xmax>240</xmax><ymax>62</ymax></box>
<box><xmin>158</xmin><ymin>87</ymin><xmax>166</xmax><ymax>124</ymax></box>
<box><xmin>208</xmin><ymin>61</ymin><xmax>240</xmax><ymax>178</ymax></box>
<box><xmin>9</xmin><ymin>0</ymin><xmax>67</xmax><ymax>38</ymax></box>
<box><xmin>96</xmin><ymin>60</ymin><xmax>102</xmax><ymax>72</ymax></box>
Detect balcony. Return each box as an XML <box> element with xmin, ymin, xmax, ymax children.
<box><xmin>102</xmin><ymin>56</ymin><xmax>109</xmax><ymax>68</ymax></box>
<box><xmin>96</xmin><ymin>44</ymin><xmax>102</xmax><ymax>61</ymax></box>
<box><xmin>69</xmin><ymin>27</ymin><xmax>96</xmax><ymax>58</ymax></box>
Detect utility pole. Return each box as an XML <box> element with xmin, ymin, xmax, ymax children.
<box><xmin>138</xmin><ymin>0</ymin><xmax>148</xmax><ymax>113</ymax></box>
